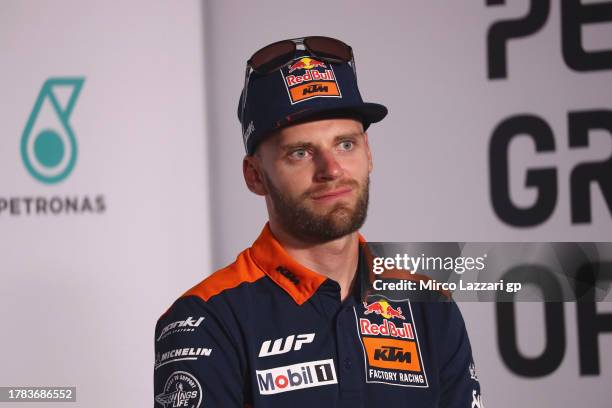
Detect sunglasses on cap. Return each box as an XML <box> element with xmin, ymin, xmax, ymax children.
<box><xmin>240</xmin><ymin>36</ymin><xmax>358</xmax><ymax>134</ymax></box>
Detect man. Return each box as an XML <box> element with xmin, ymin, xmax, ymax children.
<box><xmin>154</xmin><ymin>36</ymin><xmax>482</xmax><ymax>407</ymax></box>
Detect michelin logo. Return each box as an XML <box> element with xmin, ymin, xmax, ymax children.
<box><xmin>155</xmin><ymin>347</ymin><xmax>213</xmax><ymax>370</ymax></box>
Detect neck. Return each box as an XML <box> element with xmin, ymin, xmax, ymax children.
<box><xmin>268</xmin><ymin>219</ymin><xmax>360</xmax><ymax>301</ymax></box>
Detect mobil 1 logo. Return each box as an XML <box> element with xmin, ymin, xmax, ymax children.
<box><xmin>256</xmin><ymin>359</ymin><xmax>337</xmax><ymax>395</ymax></box>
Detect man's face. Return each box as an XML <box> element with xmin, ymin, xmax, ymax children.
<box><xmin>247</xmin><ymin>117</ymin><xmax>373</xmax><ymax>243</ymax></box>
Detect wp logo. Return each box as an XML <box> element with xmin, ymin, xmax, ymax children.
<box><xmin>258</xmin><ymin>333</ymin><xmax>315</xmax><ymax>357</ymax></box>
<box><xmin>21</xmin><ymin>78</ymin><xmax>85</xmax><ymax>184</ymax></box>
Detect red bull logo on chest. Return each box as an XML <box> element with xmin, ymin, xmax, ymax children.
<box><xmin>357</xmin><ymin>298</ymin><xmax>429</xmax><ymax>388</ymax></box>
<box><xmin>281</xmin><ymin>57</ymin><xmax>342</xmax><ymax>104</ymax></box>
<box><xmin>363</xmin><ymin>300</ymin><xmax>406</xmax><ymax>320</ymax></box>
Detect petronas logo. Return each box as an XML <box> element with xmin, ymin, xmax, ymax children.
<box><xmin>21</xmin><ymin>78</ymin><xmax>85</xmax><ymax>184</ymax></box>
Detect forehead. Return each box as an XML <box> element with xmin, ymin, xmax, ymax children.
<box><xmin>262</xmin><ymin>117</ymin><xmax>365</xmax><ymax>150</ymax></box>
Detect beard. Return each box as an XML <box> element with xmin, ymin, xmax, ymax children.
<box><xmin>263</xmin><ymin>172</ymin><xmax>369</xmax><ymax>243</ymax></box>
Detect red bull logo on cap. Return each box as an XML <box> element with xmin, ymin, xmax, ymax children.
<box><xmin>288</xmin><ymin>57</ymin><xmax>327</xmax><ymax>73</ymax></box>
<box><xmin>281</xmin><ymin>57</ymin><xmax>342</xmax><ymax>104</ymax></box>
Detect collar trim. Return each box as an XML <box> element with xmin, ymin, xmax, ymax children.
<box><xmin>249</xmin><ymin>223</ymin><xmax>366</xmax><ymax>305</ymax></box>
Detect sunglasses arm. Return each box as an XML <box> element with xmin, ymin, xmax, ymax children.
<box><xmin>240</xmin><ymin>63</ymin><xmax>252</xmax><ymax>142</ymax></box>
<box><xmin>350</xmin><ymin>50</ymin><xmax>358</xmax><ymax>86</ymax></box>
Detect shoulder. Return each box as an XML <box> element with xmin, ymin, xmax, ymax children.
<box><xmin>182</xmin><ymin>248</ymin><xmax>266</xmax><ymax>302</ymax></box>
<box><xmin>155</xmin><ymin>248</ymin><xmax>269</xmax><ymax>354</ymax></box>
<box><xmin>158</xmin><ymin>248</ymin><xmax>267</xmax><ymax>322</ymax></box>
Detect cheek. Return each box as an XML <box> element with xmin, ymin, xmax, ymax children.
<box><xmin>265</xmin><ymin>164</ymin><xmax>313</xmax><ymax>193</ymax></box>
<box><xmin>343</xmin><ymin>152</ymin><xmax>371</xmax><ymax>179</ymax></box>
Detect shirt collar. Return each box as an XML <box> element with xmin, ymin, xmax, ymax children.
<box><xmin>248</xmin><ymin>223</ymin><xmax>366</xmax><ymax>305</ymax></box>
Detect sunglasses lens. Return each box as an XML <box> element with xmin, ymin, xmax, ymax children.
<box><xmin>250</xmin><ymin>40</ymin><xmax>296</xmax><ymax>73</ymax></box>
<box><xmin>304</xmin><ymin>36</ymin><xmax>352</xmax><ymax>62</ymax></box>
<box><xmin>249</xmin><ymin>37</ymin><xmax>352</xmax><ymax>74</ymax></box>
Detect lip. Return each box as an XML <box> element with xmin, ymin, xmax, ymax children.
<box><xmin>311</xmin><ymin>187</ymin><xmax>353</xmax><ymax>201</ymax></box>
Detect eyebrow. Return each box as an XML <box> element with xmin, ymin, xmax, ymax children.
<box><xmin>279</xmin><ymin>132</ymin><xmax>365</xmax><ymax>152</ymax></box>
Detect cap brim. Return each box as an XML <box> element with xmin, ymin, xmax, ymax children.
<box><xmin>274</xmin><ymin>102</ymin><xmax>388</xmax><ymax>131</ymax></box>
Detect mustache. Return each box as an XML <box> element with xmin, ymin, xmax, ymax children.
<box><xmin>303</xmin><ymin>179</ymin><xmax>360</xmax><ymax>198</ymax></box>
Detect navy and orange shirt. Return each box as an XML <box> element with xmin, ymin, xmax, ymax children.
<box><xmin>153</xmin><ymin>224</ymin><xmax>483</xmax><ymax>407</ymax></box>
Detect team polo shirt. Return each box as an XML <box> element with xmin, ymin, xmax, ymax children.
<box><xmin>153</xmin><ymin>223</ymin><xmax>483</xmax><ymax>408</ymax></box>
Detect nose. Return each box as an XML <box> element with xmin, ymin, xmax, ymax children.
<box><xmin>314</xmin><ymin>150</ymin><xmax>344</xmax><ymax>182</ymax></box>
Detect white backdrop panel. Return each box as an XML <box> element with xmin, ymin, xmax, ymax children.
<box><xmin>0</xmin><ymin>1</ymin><xmax>210</xmax><ymax>407</ymax></box>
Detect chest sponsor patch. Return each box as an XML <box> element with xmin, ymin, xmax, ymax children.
<box><xmin>355</xmin><ymin>298</ymin><xmax>429</xmax><ymax>388</ymax></box>
<box><xmin>281</xmin><ymin>57</ymin><xmax>342</xmax><ymax>104</ymax></box>
<box><xmin>256</xmin><ymin>359</ymin><xmax>337</xmax><ymax>395</ymax></box>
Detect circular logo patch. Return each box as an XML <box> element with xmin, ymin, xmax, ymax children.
<box><xmin>155</xmin><ymin>371</ymin><xmax>202</xmax><ymax>408</ymax></box>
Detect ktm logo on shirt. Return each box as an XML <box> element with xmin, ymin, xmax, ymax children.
<box><xmin>363</xmin><ymin>337</ymin><xmax>421</xmax><ymax>372</ymax></box>
<box><xmin>375</xmin><ymin>345</ymin><xmax>412</xmax><ymax>363</ymax></box>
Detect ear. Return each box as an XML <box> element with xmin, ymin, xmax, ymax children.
<box><xmin>243</xmin><ymin>155</ymin><xmax>268</xmax><ymax>196</ymax></box>
<box><xmin>364</xmin><ymin>132</ymin><xmax>373</xmax><ymax>173</ymax></box>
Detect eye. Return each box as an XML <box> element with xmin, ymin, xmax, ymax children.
<box><xmin>338</xmin><ymin>140</ymin><xmax>355</xmax><ymax>151</ymax></box>
<box><xmin>289</xmin><ymin>148</ymin><xmax>310</xmax><ymax>159</ymax></box>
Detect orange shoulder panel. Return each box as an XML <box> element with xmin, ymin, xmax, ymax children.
<box><xmin>181</xmin><ymin>249</ymin><xmax>266</xmax><ymax>302</ymax></box>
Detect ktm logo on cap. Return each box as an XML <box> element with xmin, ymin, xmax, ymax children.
<box><xmin>282</xmin><ymin>57</ymin><xmax>342</xmax><ymax>104</ymax></box>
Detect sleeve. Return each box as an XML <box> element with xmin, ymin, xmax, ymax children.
<box><xmin>153</xmin><ymin>295</ymin><xmax>247</xmax><ymax>408</ymax></box>
<box><xmin>438</xmin><ymin>302</ymin><xmax>483</xmax><ymax>408</ymax></box>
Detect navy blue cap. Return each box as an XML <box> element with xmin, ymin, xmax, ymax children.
<box><xmin>238</xmin><ymin>50</ymin><xmax>388</xmax><ymax>155</ymax></box>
